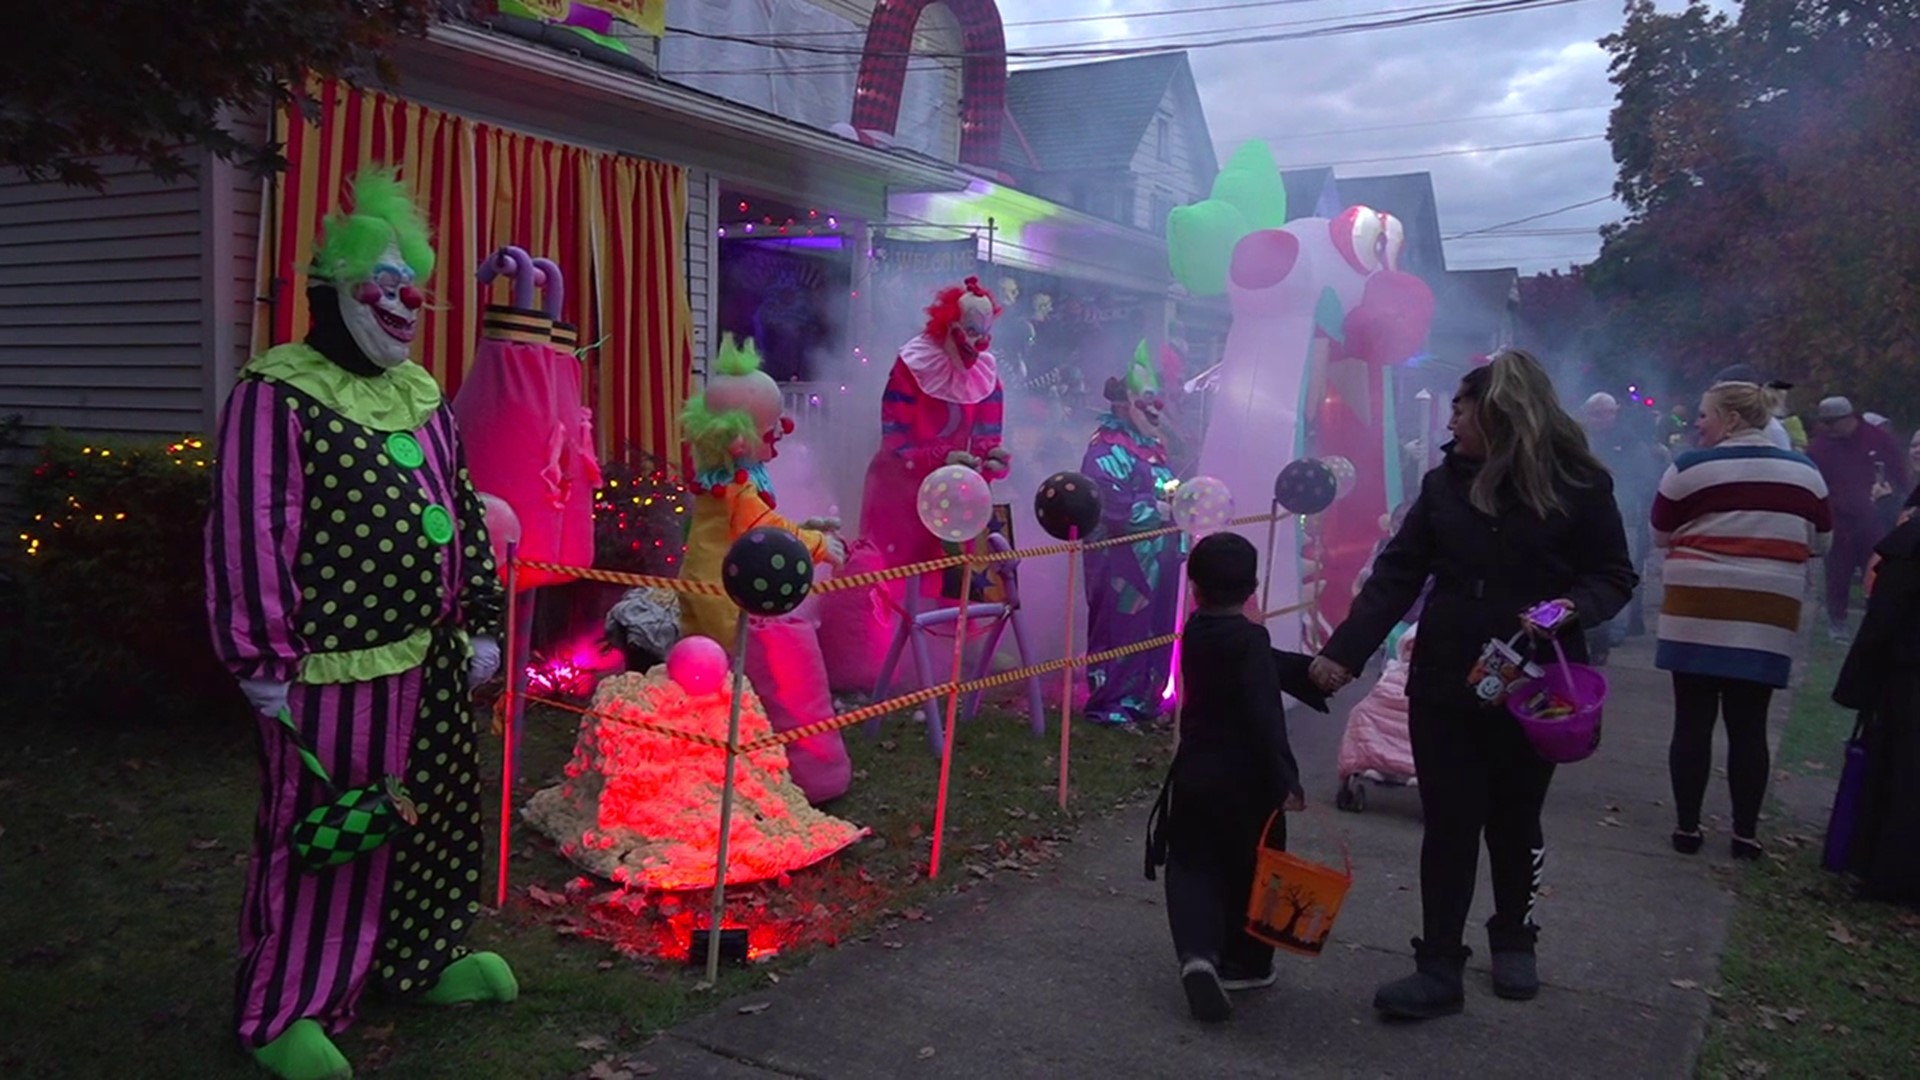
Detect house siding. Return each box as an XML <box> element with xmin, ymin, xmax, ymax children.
<box><xmin>686</xmin><ymin>167</ymin><xmax>716</xmax><ymax>375</ymax></box>
<box><xmin>1128</xmin><ymin>83</ymin><xmax>1207</xmax><ymax>234</ymax></box>
<box><xmin>0</xmin><ymin>161</ymin><xmax>216</xmax><ymax>516</ymax></box>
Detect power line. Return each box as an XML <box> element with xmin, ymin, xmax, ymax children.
<box><xmin>1446</xmin><ymin>227</ymin><xmax>1605</xmax><ymax>240</ymax></box>
<box><xmin>1255</xmin><ymin>103</ymin><xmax>1612</xmax><ymax>142</ymax></box>
<box><xmin>1286</xmin><ymin>132</ymin><xmax>1605</xmax><ymax>169</ymax></box>
<box><xmin>1442</xmin><ymin>194</ymin><xmax>1615</xmax><ymax>239</ymax></box>
<box><xmin>664</xmin><ymin>0</ymin><xmax>1593</xmax><ymax>64</ymax></box>
<box><xmin>762</xmin><ymin>0</ymin><xmax>1376</xmax><ymax>38</ymax></box>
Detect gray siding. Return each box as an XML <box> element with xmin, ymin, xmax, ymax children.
<box><xmin>1128</xmin><ymin>83</ymin><xmax>1208</xmax><ymax>235</ymax></box>
<box><xmin>0</xmin><ymin>161</ymin><xmax>212</xmax><ymax>515</ymax></box>
<box><xmin>686</xmin><ymin>167</ymin><xmax>715</xmax><ymax>375</ymax></box>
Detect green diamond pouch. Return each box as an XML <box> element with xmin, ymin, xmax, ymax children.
<box><xmin>273</xmin><ymin>710</ymin><xmax>419</xmax><ymax>874</ymax></box>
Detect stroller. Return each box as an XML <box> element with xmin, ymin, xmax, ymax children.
<box><xmin>1335</xmin><ymin>621</ymin><xmax>1419</xmax><ymax>812</ymax></box>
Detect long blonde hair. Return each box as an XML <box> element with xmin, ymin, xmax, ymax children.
<box><xmin>1706</xmin><ymin>381</ymin><xmax>1771</xmax><ymax>432</ymax></box>
<box><xmin>1460</xmin><ymin>348</ymin><xmax>1605</xmax><ymax>518</ymax></box>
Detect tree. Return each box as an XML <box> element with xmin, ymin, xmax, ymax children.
<box><xmin>1589</xmin><ymin>0</ymin><xmax>1920</xmax><ymax>421</ymax></box>
<box><xmin>0</xmin><ymin>1</ymin><xmax>481</xmax><ymax>189</ymax></box>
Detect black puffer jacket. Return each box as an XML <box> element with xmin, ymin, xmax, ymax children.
<box><xmin>1323</xmin><ymin>443</ymin><xmax>1639</xmax><ymax>708</ymax></box>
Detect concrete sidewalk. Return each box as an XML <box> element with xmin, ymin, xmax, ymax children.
<box><xmin>641</xmin><ymin>638</ymin><xmax>1759</xmax><ymax>1079</ymax></box>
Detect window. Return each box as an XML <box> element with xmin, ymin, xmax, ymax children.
<box><xmin>1150</xmin><ymin>191</ymin><xmax>1173</xmax><ymax>236</ymax></box>
<box><xmin>1156</xmin><ymin>117</ymin><xmax>1171</xmax><ymax>163</ymax></box>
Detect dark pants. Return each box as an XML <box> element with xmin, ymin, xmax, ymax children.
<box><xmin>1826</xmin><ymin>523</ymin><xmax>1879</xmax><ymax>625</ymax></box>
<box><xmin>1163</xmin><ymin>772</ymin><xmax>1278</xmax><ymax>976</ymax></box>
<box><xmin>1669</xmin><ymin>673</ymin><xmax>1774</xmax><ymax>838</ymax></box>
<box><xmin>1409</xmin><ymin>699</ymin><xmax>1555</xmax><ymax>948</ymax></box>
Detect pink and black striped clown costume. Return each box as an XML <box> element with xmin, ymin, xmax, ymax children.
<box><xmin>857</xmin><ymin>276</ymin><xmax>1010</xmax><ymax>570</ymax></box>
<box><xmin>204</xmin><ymin>168</ymin><xmax>517</xmax><ymax>1080</ymax></box>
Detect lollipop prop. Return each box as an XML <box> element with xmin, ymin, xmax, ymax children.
<box><xmin>1166</xmin><ymin>476</ymin><xmax>1234</xmax><ymax>748</ymax></box>
<box><xmin>917</xmin><ymin>466</ymin><xmax>991</xmax><ymax>878</ymax></box>
<box><xmin>1034</xmin><ymin>471</ymin><xmax>1103</xmax><ymax>809</ymax></box>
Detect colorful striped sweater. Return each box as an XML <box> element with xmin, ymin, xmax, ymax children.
<box><xmin>1652</xmin><ymin>431</ymin><xmax>1833</xmax><ymax>687</ymax></box>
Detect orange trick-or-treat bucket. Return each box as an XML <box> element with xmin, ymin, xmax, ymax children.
<box><xmin>1245</xmin><ymin>812</ymin><xmax>1353</xmax><ymax>957</ymax></box>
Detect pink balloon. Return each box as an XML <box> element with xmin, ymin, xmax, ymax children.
<box><xmin>666</xmin><ymin>636</ymin><xmax>730</xmax><ymax>696</ymax></box>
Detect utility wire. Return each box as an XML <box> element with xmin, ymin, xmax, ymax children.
<box><xmin>664</xmin><ymin>0</ymin><xmax>1592</xmax><ymax>64</ymax></box>
<box><xmin>1442</xmin><ymin>194</ymin><xmax>1616</xmax><ymax>238</ymax></box>
<box><xmin>1286</xmin><ymin>132</ymin><xmax>1605</xmax><ymax>168</ymax></box>
<box><xmin>761</xmin><ymin>0</ymin><xmax>1383</xmax><ymax>38</ymax></box>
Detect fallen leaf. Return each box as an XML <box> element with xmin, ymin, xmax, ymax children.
<box><xmin>1671</xmin><ymin>979</ymin><xmax>1700</xmax><ymax>990</ymax></box>
<box><xmin>596</xmin><ymin>960</ymin><xmax>615</xmax><ymax>971</ymax></box>
<box><xmin>1600</xmin><ymin>816</ymin><xmax>1623</xmax><ymax>828</ymax></box>
<box><xmin>1827</xmin><ymin>920</ymin><xmax>1861</xmax><ymax>947</ymax></box>
<box><xmin>902</xmin><ymin>907</ymin><xmax>928</xmax><ymax>922</ymax></box>
<box><xmin>738</xmin><ymin>1002</ymin><xmax>771</xmax><ymax>1015</ymax></box>
<box><xmin>627</xmin><ymin>1064</ymin><xmax>659</xmax><ymax>1077</ymax></box>
<box><xmin>527</xmin><ymin>884</ymin><xmax>568</xmax><ymax>908</ymax></box>
<box><xmin>189</xmin><ymin>838</ymin><xmax>223</xmax><ymax>851</ymax></box>
<box><xmin>361</xmin><ymin>1024</ymin><xmax>394</xmax><ymax>1043</ymax></box>
<box><xmin>577</xmin><ymin>1036</ymin><xmax>611</xmax><ymax>1052</ymax></box>
<box><xmin>586</xmin><ymin>1061</ymin><xmax>632</xmax><ymax>1080</ymax></box>
<box><xmin>882</xmin><ymin>940</ymin><xmax>905</xmax><ymax>950</ymax></box>
<box><xmin>918</xmin><ymin>1046</ymin><xmax>936</xmax><ymax>1059</ymax></box>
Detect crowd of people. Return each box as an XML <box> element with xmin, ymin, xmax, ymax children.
<box><xmin>1155</xmin><ymin>346</ymin><xmax>1918</xmax><ymax>1027</ymax></box>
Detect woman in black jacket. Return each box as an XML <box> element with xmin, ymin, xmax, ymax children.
<box><xmin>1309</xmin><ymin>349</ymin><xmax>1638</xmax><ymax>1019</ymax></box>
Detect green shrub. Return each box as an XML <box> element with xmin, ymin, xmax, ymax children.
<box><xmin>11</xmin><ymin>431</ymin><xmax>241</xmax><ymax>722</ymax></box>
<box><xmin>591</xmin><ymin>446</ymin><xmax>688</xmax><ymax>577</ymax></box>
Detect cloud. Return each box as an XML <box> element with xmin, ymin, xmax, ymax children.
<box><xmin>1003</xmin><ymin>0</ymin><xmax>1678</xmax><ymax>275</ymax></box>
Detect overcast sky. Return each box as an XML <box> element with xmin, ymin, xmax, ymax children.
<box><xmin>1002</xmin><ymin>0</ymin><xmax>1715</xmax><ymax>276</ymax></box>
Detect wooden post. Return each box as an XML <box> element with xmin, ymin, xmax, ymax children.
<box><xmin>928</xmin><ymin>540</ymin><xmax>974</xmax><ymax>880</ymax></box>
<box><xmin>1260</xmin><ymin>502</ymin><xmax>1281</xmax><ymax>615</ymax></box>
<box><xmin>704</xmin><ymin>612</ymin><xmax>753</xmax><ymax>985</ymax></box>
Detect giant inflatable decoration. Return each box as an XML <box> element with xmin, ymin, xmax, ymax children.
<box><xmin>839</xmin><ymin>0</ymin><xmax>1007</xmax><ymax>170</ymax></box>
<box><xmin>1185</xmin><ymin>159</ymin><xmax>1434</xmax><ymax>650</ymax></box>
<box><xmin>1167</xmin><ymin>140</ymin><xmax>1290</xmax><ymax>297</ymax></box>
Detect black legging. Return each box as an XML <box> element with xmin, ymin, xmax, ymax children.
<box><xmin>1409</xmin><ymin>700</ymin><xmax>1555</xmax><ymax>948</ymax></box>
<box><xmin>1669</xmin><ymin>673</ymin><xmax>1774</xmax><ymax>838</ymax></box>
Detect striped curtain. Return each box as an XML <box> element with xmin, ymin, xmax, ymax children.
<box><xmin>259</xmin><ymin>80</ymin><xmax>692</xmax><ymax>459</ymax></box>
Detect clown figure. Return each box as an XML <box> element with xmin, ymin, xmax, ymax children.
<box><xmin>858</xmin><ymin>276</ymin><xmax>1010</xmax><ymax>571</ymax></box>
<box><xmin>204</xmin><ymin>168</ymin><xmax>514</xmax><ymax>1080</ymax></box>
<box><xmin>1081</xmin><ymin>342</ymin><xmax>1182</xmax><ymax>728</ymax></box>
<box><xmin>679</xmin><ymin>337</ymin><xmax>853</xmax><ymax>804</ymax></box>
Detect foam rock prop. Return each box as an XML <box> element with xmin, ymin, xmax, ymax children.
<box><xmin>523</xmin><ymin>669</ymin><xmax>865</xmax><ymax>890</ymax></box>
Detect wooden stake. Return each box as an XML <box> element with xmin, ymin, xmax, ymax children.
<box><xmin>1260</xmin><ymin>500</ymin><xmax>1281</xmax><ymax>615</ymax></box>
<box><xmin>928</xmin><ymin>540</ymin><xmax>974</xmax><ymax>880</ymax></box>
<box><xmin>495</xmin><ymin>543</ymin><xmax>520</xmax><ymax>909</ymax></box>
<box><xmin>704</xmin><ymin>612</ymin><xmax>753</xmax><ymax>985</ymax></box>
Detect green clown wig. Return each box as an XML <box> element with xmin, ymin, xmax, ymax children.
<box><xmin>310</xmin><ymin>167</ymin><xmax>437</xmax><ymax>285</ymax></box>
<box><xmin>681</xmin><ymin>335</ymin><xmax>780</xmax><ymax>473</ymax></box>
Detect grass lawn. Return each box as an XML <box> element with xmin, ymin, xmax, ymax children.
<box><xmin>1696</xmin><ymin>635</ymin><xmax>1920</xmax><ymax>1080</ymax></box>
<box><xmin>0</xmin><ymin>689</ymin><xmax>1168</xmax><ymax>1079</ymax></box>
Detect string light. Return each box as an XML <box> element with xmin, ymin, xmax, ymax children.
<box><xmin>592</xmin><ymin>456</ymin><xmax>689</xmax><ymax>575</ymax></box>
<box><xmin>18</xmin><ymin>436</ymin><xmax>210</xmax><ymax>559</ymax></box>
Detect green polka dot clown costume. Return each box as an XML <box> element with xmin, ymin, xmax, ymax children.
<box><xmin>204</xmin><ymin>167</ymin><xmax>515</xmax><ymax>1080</ymax></box>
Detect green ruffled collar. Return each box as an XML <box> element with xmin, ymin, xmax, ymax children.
<box><xmin>244</xmin><ymin>343</ymin><xmax>443</xmax><ymax>432</ymax></box>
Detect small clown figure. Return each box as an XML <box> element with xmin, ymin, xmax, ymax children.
<box><xmin>857</xmin><ymin>276</ymin><xmax>1010</xmax><ymax>571</ymax></box>
<box><xmin>1081</xmin><ymin>341</ymin><xmax>1182</xmax><ymax>728</ymax></box>
<box><xmin>678</xmin><ymin>336</ymin><xmax>852</xmax><ymax>804</ymax></box>
<box><xmin>204</xmin><ymin>167</ymin><xmax>514</xmax><ymax>1080</ymax></box>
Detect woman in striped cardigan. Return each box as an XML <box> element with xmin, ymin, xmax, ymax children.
<box><xmin>1653</xmin><ymin>382</ymin><xmax>1832</xmax><ymax>859</ymax></box>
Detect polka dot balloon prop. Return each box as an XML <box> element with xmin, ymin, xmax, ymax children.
<box><xmin>722</xmin><ymin>527</ymin><xmax>815</xmax><ymax>616</ymax></box>
<box><xmin>1034</xmin><ymin>470</ymin><xmax>1103</xmax><ymax>540</ymax></box>
<box><xmin>1274</xmin><ymin>458</ymin><xmax>1337</xmax><ymax>516</ymax></box>
<box><xmin>916</xmin><ymin>463</ymin><xmax>994</xmax><ymax>543</ymax></box>
<box><xmin>665</xmin><ymin>636</ymin><xmax>730</xmax><ymax>696</ymax></box>
<box><xmin>477</xmin><ymin>492</ymin><xmax>521</xmax><ymax>575</ymax></box>
<box><xmin>1322</xmin><ymin>454</ymin><xmax>1357</xmax><ymax>500</ymax></box>
<box><xmin>1171</xmin><ymin>475</ymin><xmax>1234</xmax><ymax>535</ymax></box>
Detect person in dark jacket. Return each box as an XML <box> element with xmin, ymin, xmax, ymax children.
<box><xmin>1146</xmin><ymin>532</ymin><xmax>1312</xmax><ymax>1022</ymax></box>
<box><xmin>1831</xmin><ymin>489</ymin><xmax>1920</xmax><ymax>907</ymax></box>
<box><xmin>1309</xmin><ymin>349</ymin><xmax>1639</xmax><ymax>1019</ymax></box>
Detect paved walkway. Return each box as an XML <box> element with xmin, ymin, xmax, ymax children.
<box><xmin>639</xmin><ymin>636</ymin><xmax>1776</xmax><ymax>1079</ymax></box>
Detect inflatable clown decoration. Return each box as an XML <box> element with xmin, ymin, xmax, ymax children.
<box><xmin>204</xmin><ymin>167</ymin><xmax>515</xmax><ymax>1080</ymax></box>
<box><xmin>857</xmin><ymin>276</ymin><xmax>1010</xmax><ymax>569</ymax></box>
<box><xmin>1080</xmin><ymin>341</ymin><xmax>1181</xmax><ymax>727</ymax></box>
<box><xmin>678</xmin><ymin>336</ymin><xmax>853</xmax><ymax>805</ymax></box>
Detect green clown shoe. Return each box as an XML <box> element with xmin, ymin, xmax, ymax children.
<box><xmin>252</xmin><ymin>1019</ymin><xmax>351</xmax><ymax>1080</ymax></box>
<box><xmin>419</xmin><ymin>951</ymin><xmax>519</xmax><ymax>1006</ymax></box>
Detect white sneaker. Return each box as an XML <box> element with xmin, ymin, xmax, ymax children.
<box><xmin>1180</xmin><ymin>958</ymin><xmax>1232</xmax><ymax>1021</ymax></box>
<box><xmin>1220</xmin><ymin>970</ymin><xmax>1278</xmax><ymax>992</ymax></box>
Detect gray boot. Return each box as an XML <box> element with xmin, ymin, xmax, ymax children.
<box><xmin>1373</xmin><ymin>938</ymin><xmax>1470</xmax><ymax>1019</ymax></box>
<box><xmin>1488</xmin><ymin>921</ymin><xmax>1540</xmax><ymax>1000</ymax></box>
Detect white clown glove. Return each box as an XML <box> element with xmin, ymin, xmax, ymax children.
<box><xmin>945</xmin><ymin>450</ymin><xmax>983</xmax><ymax>472</ymax></box>
<box><xmin>468</xmin><ymin>635</ymin><xmax>502</xmax><ymax>691</ymax></box>
<box><xmin>822</xmin><ymin>532</ymin><xmax>848</xmax><ymax>567</ymax></box>
<box><xmin>800</xmin><ymin>517</ymin><xmax>842</xmax><ymax>533</ymax></box>
<box><xmin>1155</xmin><ymin>500</ymin><xmax>1174</xmax><ymax>523</ymax></box>
<box><xmin>239</xmin><ymin>678</ymin><xmax>291</xmax><ymax>720</ymax></box>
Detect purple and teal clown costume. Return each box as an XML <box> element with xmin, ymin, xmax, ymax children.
<box><xmin>1081</xmin><ymin>344</ymin><xmax>1182</xmax><ymax>727</ymax></box>
<box><xmin>205</xmin><ymin>169</ymin><xmax>517</xmax><ymax>1080</ymax></box>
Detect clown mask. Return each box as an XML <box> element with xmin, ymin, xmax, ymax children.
<box><xmin>1127</xmin><ymin>389</ymin><xmax>1167</xmax><ymax>438</ymax></box>
<box><xmin>339</xmin><ymin>242</ymin><xmax>424</xmax><ymax>369</ymax></box>
<box><xmin>946</xmin><ymin>288</ymin><xmax>996</xmax><ymax>367</ymax></box>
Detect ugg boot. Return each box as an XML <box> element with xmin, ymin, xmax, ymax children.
<box><xmin>1373</xmin><ymin>938</ymin><xmax>1470</xmax><ymax>1019</ymax></box>
<box><xmin>1488</xmin><ymin>921</ymin><xmax>1540</xmax><ymax>1000</ymax></box>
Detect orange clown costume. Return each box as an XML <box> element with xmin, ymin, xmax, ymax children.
<box><xmin>677</xmin><ymin>336</ymin><xmax>852</xmax><ymax>803</ymax></box>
